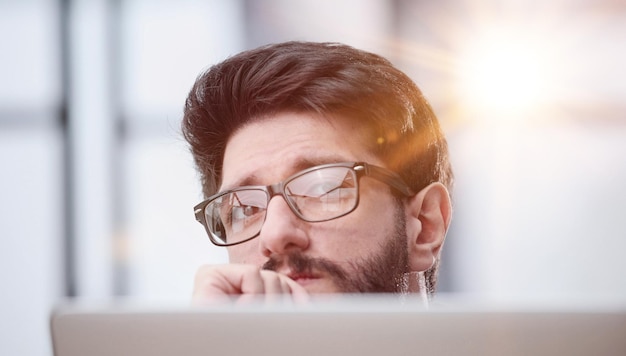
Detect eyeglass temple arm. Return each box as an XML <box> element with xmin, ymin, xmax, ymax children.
<box><xmin>356</xmin><ymin>163</ymin><xmax>415</xmax><ymax>197</ymax></box>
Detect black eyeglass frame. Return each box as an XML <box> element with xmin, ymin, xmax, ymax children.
<box><xmin>193</xmin><ymin>161</ymin><xmax>415</xmax><ymax>247</ymax></box>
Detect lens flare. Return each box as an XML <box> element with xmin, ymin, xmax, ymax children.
<box><xmin>455</xmin><ymin>32</ymin><xmax>550</xmax><ymax>120</ymax></box>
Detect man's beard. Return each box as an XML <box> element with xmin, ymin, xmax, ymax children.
<box><xmin>262</xmin><ymin>209</ymin><xmax>410</xmax><ymax>293</ymax></box>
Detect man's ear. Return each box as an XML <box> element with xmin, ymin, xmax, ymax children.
<box><xmin>404</xmin><ymin>182</ymin><xmax>452</xmax><ymax>272</ymax></box>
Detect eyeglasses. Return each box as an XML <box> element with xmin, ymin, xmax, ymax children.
<box><xmin>194</xmin><ymin>162</ymin><xmax>414</xmax><ymax>247</ymax></box>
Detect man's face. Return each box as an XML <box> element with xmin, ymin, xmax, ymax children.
<box><xmin>220</xmin><ymin>112</ymin><xmax>411</xmax><ymax>293</ymax></box>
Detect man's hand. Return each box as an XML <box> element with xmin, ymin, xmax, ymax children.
<box><xmin>192</xmin><ymin>264</ymin><xmax>309</xmax><ymax>305</ymax></box>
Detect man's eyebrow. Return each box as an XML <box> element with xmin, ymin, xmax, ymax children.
<box><xmin>222</xmin><ymin>174</ymin><xmax>260</xmax><ymax>191</ymax></box>
<box><xmin>222</xmin><ymin>155</ymin><xmax>351</xmax><ymax>191</ymax></box>
<box><xmin>289</xmin><ymin>155</ymin><xmax>348</xmax><ymax>173</ymax></box>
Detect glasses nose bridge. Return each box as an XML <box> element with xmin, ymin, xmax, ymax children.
<box><xmin>265</xmin><ymin>181</ymin><xmax>299</xmax><ymax>216</ymax></box>
<box><xmin>266</xmin><ymin>181</ymin><xmax>290</xmax><ymax>203</ymax></box>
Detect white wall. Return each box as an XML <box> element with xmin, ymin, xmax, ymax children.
<box><xmin>0</xmin><ymin>1</ymin><xmax>62</xmax><ymax>356</ymax></box>
<box><xmin>448</xmin><ymin>123</ymin><xmax>626</xmax><ymax>300</ymax></box>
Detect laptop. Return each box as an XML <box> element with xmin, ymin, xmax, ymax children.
<box><xmin>50</xmin><ymin>295</ymin><xmax>626</xmax><ymax>356</ymax></box>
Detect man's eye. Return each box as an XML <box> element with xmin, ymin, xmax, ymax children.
<box><xmin>242</xmin><ymin>205</ymin><xmax>261</xmax><ymax>217</ymax></box>
<box><xmin>292</xmin><ymin>180</ymin><xmax>343</xmax><ymax>197</ymax></box>
<box><xmin>318</xmin><ymin>178</ymin><xmax>355</xmax><ymax>197</ymax></box>
<box><xmin>230</xmin><ymin>204</ymin><xmax>264</xmax><ymax>220</ymax></box>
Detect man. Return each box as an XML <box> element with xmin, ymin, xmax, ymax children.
<box><xmin>182</xmin><ymin>41</ymin><xmax>453</xmax><ymax>303</ymax></box>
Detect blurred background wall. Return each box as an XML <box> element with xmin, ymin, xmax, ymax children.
<box><xmin>1</xmin><ymin>0</ymin><xmax>625</xmax><ymax>355</ymax></box>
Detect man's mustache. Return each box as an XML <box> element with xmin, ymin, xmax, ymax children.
<box><xmin>262</xmin><ymin>252</ymin><xmax>349</xmax><ymax>281</ymax></box>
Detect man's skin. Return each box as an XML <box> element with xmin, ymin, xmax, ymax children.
<box><xmin>192</xmin><ymin>111</ymin><xmax>452</xmax><ymax>303</ymax></box>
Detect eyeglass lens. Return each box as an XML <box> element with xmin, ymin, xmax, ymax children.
<box><xmin>205</xmin><ymin>166</ymin><xmax>359</xmax><ymax>245</ymax></box>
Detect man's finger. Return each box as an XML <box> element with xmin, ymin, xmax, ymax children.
<box><xmin>192</xmin><ymin>264</ymin><xmax>309</xmax><ymax>305</ymax></box>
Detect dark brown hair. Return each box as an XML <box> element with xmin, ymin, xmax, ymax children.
<box><xmin>182</xmin><ymin>41</ymin><xmax>453</xmax><ymax>293</ymax></box>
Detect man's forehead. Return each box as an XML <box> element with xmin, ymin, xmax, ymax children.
<box><xmin>218</xmin><ymin>113</ymin><xmax>379</xmax><ymax>190</ymax></box>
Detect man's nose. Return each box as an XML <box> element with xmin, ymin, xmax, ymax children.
<box><xmin>258</xmin><ymin>195</ymin><xmax>310</xmax><ymax>257</ymax></box>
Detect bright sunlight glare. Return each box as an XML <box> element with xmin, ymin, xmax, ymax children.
<box><xmin>456</xmin><ymin>31</ymin><xmax>553</xmax><ymax>122</ymax></box>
